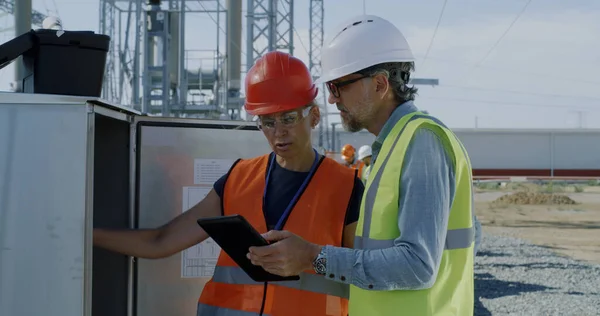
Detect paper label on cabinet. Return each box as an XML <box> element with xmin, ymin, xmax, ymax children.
<box><xmin>193</xmin><ymin>159</ymin><xmax>235</xmax><ymax>185</ymax></box>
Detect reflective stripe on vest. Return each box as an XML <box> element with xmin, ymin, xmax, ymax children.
<box><xmin>197</xmin><ymin>303</ymin><xmax>269</xmax><ymax>316</ymax></box>
<box><xmin>350</xmin><ymin>112</ymin><xmax>475</xmax><ymax>316</ymax></box>
<box><xmin>211</xmin><ymin>266</ymin><xmax>349</xmax><ymax>298</ymax></box>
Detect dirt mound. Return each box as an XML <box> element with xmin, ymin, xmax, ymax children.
<box><xmin>493</xmin><ymin>191</ymin><xmax>578</xmax><ymax>205</ymax></box>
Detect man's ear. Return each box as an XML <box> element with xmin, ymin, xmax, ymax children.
<box><xmin>374</xmin><ymin>73</ymin><xmax>390</xmax><ymax>100</ymax></box>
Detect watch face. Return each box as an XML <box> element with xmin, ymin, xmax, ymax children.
<box><xmin>314</xmin><ymin>257</ymin><xmax>327</xmax><ymax>274</ymax></box>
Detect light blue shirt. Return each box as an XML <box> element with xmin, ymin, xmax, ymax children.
<box><xmin>323</xmin><ymin>101</ymin><xmax>481</xmax><ymax>291</ymax></box>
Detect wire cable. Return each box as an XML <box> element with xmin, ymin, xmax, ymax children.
<box><xmin>196</xmin><ymin>0</ymin><xmax>247</xmax><ymax>57</ymax></box>
<box><xmin>421</xmin><ymin>0</ymin><xmax>448</xmax><ymax>68</ymax></box>
<box><xmin>473</xmin><ymin>0</ymin><xmax>533</xmax><ymax>68</ymax></box>
<box><xmin>458</xmin><ymin>0</ymin><xmax>533</xmax><ymax>85</ymax></box>
<box><xmin>279</xmin><ymin>0</ymin><xmax>310</xmax><ymax>58</ymax></box>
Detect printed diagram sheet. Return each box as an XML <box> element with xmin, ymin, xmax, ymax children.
<box><xmin>194</xmin><ymin>158</ymin><xmax>235</xmax><ymax>185</ymax></box>
<box><xmin>181</xmin><ymin>186</ymin><xmax>221</xmax><ymax>278</ymax></box>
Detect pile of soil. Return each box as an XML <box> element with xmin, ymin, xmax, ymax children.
<box><xmin>493</xmin><ymin>191</ymin><xmax>578</xmax><ymax>205</ymax></box>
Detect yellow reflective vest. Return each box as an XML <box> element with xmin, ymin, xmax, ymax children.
<box><xmin>351</xmin><ymin>111</ymin><xmax>475</xmax><ymax>316</ymax></box>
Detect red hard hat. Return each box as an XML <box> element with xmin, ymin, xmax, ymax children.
<box><xmin>244</xmin><ymin>51</ymin><xmax>318</xmax><ymax>116</ymax></box>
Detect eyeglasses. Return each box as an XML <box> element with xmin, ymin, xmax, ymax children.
<box><xmin>326</xmin><ymin>74</ymin><xmax>370</xmax><ymax>98</ymax></box>
<box><xmin>257</xmin><ymin>106</ymin><xmax>313</xmax><ymax>130</ymax></box>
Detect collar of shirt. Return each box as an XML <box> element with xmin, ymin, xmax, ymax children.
<box><xmin>371</xmin><ymin>101</ymin><xmax>419</xmax><ymax>165</ymax></box>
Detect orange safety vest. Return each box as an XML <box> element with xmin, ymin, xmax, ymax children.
<box><xmin>355</xmin><ymin>161</ymin><xmax>364</xmax><ymax>178</ymax></box>
<box><xmin>198</xmin><ymin>154</ymin><xmax>356</xmax><ymax>316</ymax></box>
<box><xmin>345</xmin><ymin>159</ymin><xmax>364</xmax><ymax>177</ymax></box>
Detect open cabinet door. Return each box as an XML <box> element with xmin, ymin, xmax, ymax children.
<box><xmin>131</xmin><ymin>116</ymin><xmax>271</xmax><ymax>316</ymax></box>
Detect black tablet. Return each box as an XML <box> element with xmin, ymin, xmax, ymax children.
<box><xmin>197</xmin><ymin>214</ymin><xmax>300</xmax><ymax>282</ymax></box>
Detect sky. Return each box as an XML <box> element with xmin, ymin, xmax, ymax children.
<box><xmin>0</xmin><ymin>0</ymin><xmax>599</xmax><ymax>129</ymax></box>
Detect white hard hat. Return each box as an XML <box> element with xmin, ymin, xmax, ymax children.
<box><xmin>357</xmin><ymin>145</ymin><xmax>372</xmax><ymax>161</ymax></box>
<box><xmin>316</xmin><ymin>15</ymin><xmax>414</xmax><ymax>84</ymax></box>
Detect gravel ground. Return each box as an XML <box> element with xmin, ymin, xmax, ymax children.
<box><xmin>475</xmin><ymin>233</ymin><xmax>600</xmax><ymax>316</ymax></box>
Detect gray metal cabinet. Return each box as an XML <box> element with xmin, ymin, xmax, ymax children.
<box><xmin>0</xmin><ymin>93</ymin><xmax>270</xmax><ymax>316</ymax></box>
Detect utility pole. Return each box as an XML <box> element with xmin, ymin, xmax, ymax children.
<box><xmin>568</xmin><ymin>110</ymin><xmax>586</xmax><ymax>128</ymax></box>
<box><xmin>14</xmin><ymin>0</ymin><xmax>32</xmax><ymax>92</ymax></box>
<box><xmin>577</xmin><ymin>110</ymin><xmax>585</xmax><ymax>128</ymax></box>
<box><xmin>330</xmin><ymin>122</ymin><xmax>340</xmax><ymax>152</ymax></box>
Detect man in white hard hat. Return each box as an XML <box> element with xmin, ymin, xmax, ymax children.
<box><xmin>247</xmin><ymin>14</ymin><xmax>479</xmax><ymax>316</ymax></box>
<box><xmin>357</xmin><ymin>145</ymin><xmax>372</xmax><ymax>183</ymax></box>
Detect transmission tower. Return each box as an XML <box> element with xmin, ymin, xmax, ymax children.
<box><xmin>308</xmin><ymin>0</ymin><xmax>323</xmax><ymax>80</ymax></box>
<box><xmin>245</xmin><ymin>0</ymin><xmax>294</xmax><ymax>71</ymax></box>
<box><xmin>99</xmin><ymin>0</ymin><xmax>144</xmax><ymax>107</ymax></box>
<box><xmin>308</xmin><ymin>0</ymin><xmax>328</xmax><ymax>148</ymax></box>
<box><xmin>0</xmin><ymin>0</ymin><xmax>46</xmax><ymax>28</ymax></box>
<box><xmin>99</xmin><ymin>0</ymin><xmax>235</xmax><ymax>118</ymax></box>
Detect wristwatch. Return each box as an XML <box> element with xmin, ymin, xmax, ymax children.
<box><xmin>312</xmin><ymin>247</ymin><xmax>327</xmax><ymax>275</ymax></box>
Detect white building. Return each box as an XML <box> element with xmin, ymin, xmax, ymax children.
<box><xmin>316</xmin><ymin>128</ymin><xmax>600</xmax><ymax>178</ymax></box>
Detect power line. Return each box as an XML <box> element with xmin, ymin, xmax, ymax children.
<box><xmin>473</xmin><ymin>0</ymin><xmax>533</xmax><ymax>68</ymax></box>
<box><xmin>279</xmin><ymin>0</ymin><xmax>309</xmax><ymax>58</ymax></box>
<box><xmin>457</xmin><ymin>0</ymin><xmax>533</xmax><ymax>85</ymax></box>
<box><xmin>421</xmin><ymin>0</ymin><xmax>447</xmax><ymax>68</ymax></box>
<box><xmin>195</xmin><ymin>0</ymin><xmax>246</xmax><ymax>57</ymax></box>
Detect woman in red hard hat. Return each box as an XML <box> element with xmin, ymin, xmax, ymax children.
<box><xmin>94</xmin><ymin>51</ymin><xmax>364</xmax><ymax>316</ymax></box>
<box><xmin>340</xmin><ymin>143</ymin><xmax>365</xmax><ymax>178</ymax></box>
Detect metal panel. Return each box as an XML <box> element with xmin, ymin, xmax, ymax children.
<box><xmin>133</xmin><ymin>117</ymin><xmax>271</xmax><ymax>316</ymax></box>
<box><xmin>91</xmin><ymin>109</ymin><xmax>132</xmax><ymax>316</ymax></box>
<box><xmin>85</xmin><ymin>111</ymin><xmax>95</xmax><ymax>316</ymax></box>
<box><xmin>93</xmin><ymin>103</ymin><xmax>134</xmax><ymax>122</ymax></box>
<box><xmin>0</xmin><ymin>91</ymin><xmax>92</xmax><ymax>105</ymax></box>
<box><xmin>454</xmin><ymin>132</ymin><xmax>552</xmax><ymax>169</ymax></box>
<box><xmin>0</xmin><ymin>92</ymin><xmax>141</xmax><ymax>115</ymax></box>
<box><xmin>553</xmin><ymin>133</ymin><xmax>600</xmax><ymax>169</ymax></box>
<box><xmin>0</xmin><ymin>103</ymin><xmax>90</xmax><ymax>316</ymax></box>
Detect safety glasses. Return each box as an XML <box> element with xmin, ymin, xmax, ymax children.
<box><xmin>326</xmin><ymin>74</ymin><xmax>370</xmax><ymax>98</ymax></box>
<box><xmin>257</xmin><ymin>106</ymin><xmax>313</xmax><ymax>130</ymax></box>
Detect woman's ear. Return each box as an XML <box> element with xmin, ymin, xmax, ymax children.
<box><xmin>311</xmin><ymin>106</ymin><xmax>321</xmax><ymax>128</ymax></box>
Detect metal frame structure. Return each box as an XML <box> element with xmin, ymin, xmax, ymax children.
<box><xmin>98</xmin><ymin>0</ymin><xmax>433</xmax><ymax>124</ymax></box>
<box><xmin>99</xmin><ymin>0</ymin><xmax>143</xmax><ymax>108</ymax></box>
<box><xmin>309</xmin><ymin>0</ymin><xmax>328</xmax><ymax>148</ymax></box>
<box><xmin>99</xmin><ymin>0</ymin><xmax>294</xmax><ymax>119</ymax></box>
<box><xmin>308</xmin><ymin>0</ymin><xmax>323</xmax><ymax>81</ymax></box>
<box><xmin>245</xmin><ymin>0</ymin><xmax>294</xmax><ymax>72</ymax></box>
<box><xmin>99</xmin><ymin>0</ymin><xmax>228</xmax><ymax>117</ymax></box>
<box><xmin>0</xmin><ymin>0</ymin><xmax>46</xmax><ymax>27</ymax></box>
